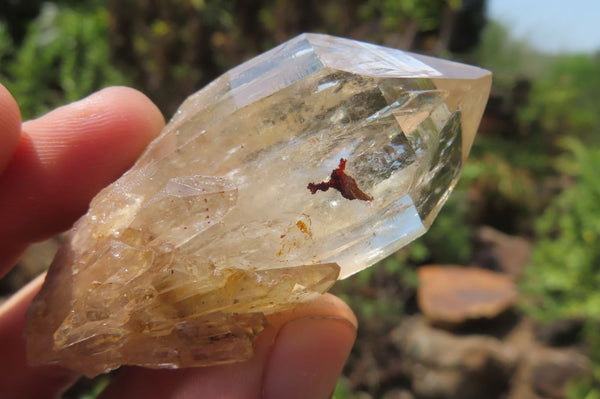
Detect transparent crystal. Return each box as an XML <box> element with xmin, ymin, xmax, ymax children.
<box><xmin>26</xmin><ymin>33</ymin><xmax>491</xmax><ymax>376</ymax></box>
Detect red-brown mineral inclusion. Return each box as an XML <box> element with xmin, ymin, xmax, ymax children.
<box><xmin>307</xmin><ymin>158</ymin><xmax>373</xmax><ymax>201</ymax></box>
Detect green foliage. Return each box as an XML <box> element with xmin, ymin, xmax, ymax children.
<box><xmin>521</xmin><ymin>138</ymin><xmax>600</xmax><ymax>322</ymax></box>
<box><xmin>461</xmin><ymin>152</ymin><xmax>538</xmax><ymax>233</ymax></box>
<box><xmin>334</xmin><ymin>248</ymin><xmax>417</xmax><ymax>330</ymax></box>
<box><xmin>470</xmin><ymin>132</ymin><xmax>554</xmax><ymax>177</ymax></box>
<box><xmin>358</xmin><ymin>0</ymin><xmax>450</xmax><ymax>31</ymax></box>
<box><xmin>333</xmin><ymin>377</ymin><xmax>374</xmax><ymax>399</ymax></box>
<box><xmin>61</xmin><ymin>374</ymin><xmax>111</xmax><ymax>399</ymax></box>
<box><xmin>0</xmin><ymin>3</ymin><xmax>128</xmax><ymax>119</ymax></box>
<box><xmin>332</xmin><ymin>377</ymin><xmax>352</xmax><ymax>399</ymax></box>
<box><xmin>0</xmin><ymin>22</ymin><xmax>13</xmax><ymax>60</ymax></box>
<box><xmin>419</xmin><ymin>189</ymin><xmax>473</xmax><ymax>264</ymax></box>
<box><xmin>520</xmin><ymin>138</ymin><xmax>600</xmax><ymax>396</ymax></box>
<box><xmin>520</xmin><ymin>55</ymin><xmax>600</xmax><ymax>143</ymax></box>
<box><xmin>567</xmin><ymin>376</ymin><xmax>600</xmax><ymax>399</ymax></box>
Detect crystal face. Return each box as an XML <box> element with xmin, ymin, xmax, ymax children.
<box><xmin>26</xmin><ymin>33</ymin><xmax>491</xmax><ymax>376</ymax></box>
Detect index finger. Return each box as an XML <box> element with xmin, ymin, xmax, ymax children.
<box><xmin>0</xmin><ymin>86</ymin><xmax>165</xmax><ymax>275</ymax></box>
<box><xmin>0</xmin><ymin>83</ymin><xmax>22</xmax><ymax>173</ymax></box>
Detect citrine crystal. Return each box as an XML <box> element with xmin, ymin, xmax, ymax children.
<box><xmin>26</xmin><ymin>33</ymin><xmax>491</xmax><ymax>376</ymax></box>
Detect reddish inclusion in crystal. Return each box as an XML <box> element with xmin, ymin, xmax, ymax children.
<box><xmin>307</xmin><ymin>158</ymin><xmax>373</xmax><ymax>201</ymax></box>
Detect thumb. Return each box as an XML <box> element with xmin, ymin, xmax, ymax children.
<box><xmin>99</xmin><ymin>294</ymin><xmax>357</xmax><ymax>399</ymax></box>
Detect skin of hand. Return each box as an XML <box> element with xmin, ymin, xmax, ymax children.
<box><xmin>0</xmin><ymin>84</ymin><xmax>357</xmax><ymax>399</ymax></box>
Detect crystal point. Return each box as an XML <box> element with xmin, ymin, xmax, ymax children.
<box><xmin>26</xmin><ymin>33</ymin><xmax>491</xmax><ymax>376</ymax></box>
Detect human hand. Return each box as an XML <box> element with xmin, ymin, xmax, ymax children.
<box><xmin>0</xmin><ymin>84</ymin><xmax>357</xmax><ymax>399</ymax></box>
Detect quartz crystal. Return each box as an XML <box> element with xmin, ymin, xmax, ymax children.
<box><xmin>26</xmin><ymin>33</ymin><xmax>491</xmax><ymax>376</ymax></box>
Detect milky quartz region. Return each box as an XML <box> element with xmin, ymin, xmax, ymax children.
<box><xmin>26</xmin><ymin>33</ymin><xmax>491</xmax><ymax>376</ymax></box>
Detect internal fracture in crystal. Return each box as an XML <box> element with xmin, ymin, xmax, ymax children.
<box><xmin>26</xmin><ymin>33</ymin><xmax>491</xmax><ymax>377</ymax></box>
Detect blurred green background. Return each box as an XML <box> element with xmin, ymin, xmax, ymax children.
<box><xmin>1</xmin><ymin>1</ymin><xmax>599</xmax><ymax>398</ymax></box>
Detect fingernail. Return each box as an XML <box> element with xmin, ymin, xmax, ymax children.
<box><xmin>263</xmin><ymin>316</ymin><xmax>356</xmax><ymax>399</ymax></box>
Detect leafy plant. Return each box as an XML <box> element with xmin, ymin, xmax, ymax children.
<box><xmin>418</xmin><ymin>188</ymin><xmax>474</xmax><ymax>264</ymax></box>
<box><xmin>1</xmin><ymin>3</ymin><xmax>128</xmax><ymax>119</ymax></box>
<box><xmin>358</xmin><ymin>0</ymin><xmax>453</xmax><ymax>31</ymax></box>
<box><xmin>521</xmin><ymin>138</ymin><xmax>600</xmax><ymax>321</ymax></box>
<box><xmin>460</xmin><ymin>152</ymin><xmax>539</xmax><ymax>234</ymax></box>
<box><xmin>520</xmin><ymin>55</ymin><xmax>600</xmax><ymax>143</ymax></box>
<box><xmin>520</xmin><ymin>138</ymin><xmax>600</xmax><ymax>397</ymax></box>
<box><xmin>0</xmin><ymin>22</ymin><xmax>13</xmax><ymax>61</ymax></box>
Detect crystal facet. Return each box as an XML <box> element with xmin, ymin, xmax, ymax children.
<box><xmin>26</xmin><ymin>33</ymin><xmax>491</xmax><ymax>376</ymax></box>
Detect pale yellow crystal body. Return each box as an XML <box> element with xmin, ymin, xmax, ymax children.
<box><xmin>26</xmin><ymin>34</ymin><xmax>491</xmax><ymax>376</ymax></box>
